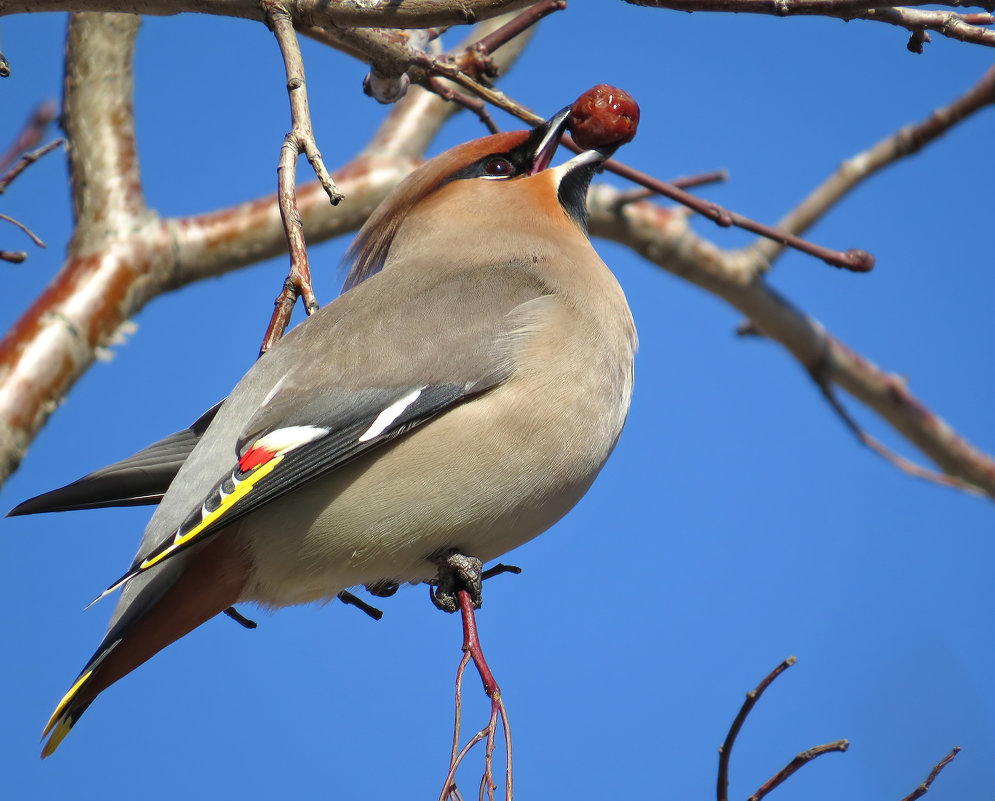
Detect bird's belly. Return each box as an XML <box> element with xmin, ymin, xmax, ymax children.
<box><xmin>237</xmin><ymin>373</ymin><xmax>629</xmax><ymax>608</ymax></box>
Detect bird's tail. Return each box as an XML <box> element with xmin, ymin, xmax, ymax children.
<box><xmin>41</xmin><ymin>533</ymin><xmax>250</xmax><ymax>757</ymax></box>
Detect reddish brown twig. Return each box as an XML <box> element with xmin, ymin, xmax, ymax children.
<box><xmin>579</xmin><ymin>142</ymin><xmax>874</xmax><ymax>273</ymax></box>
<box><xmin>259</xmin><ymin>1</ymin><xmax>344</xmax><ymax>354</ymax></box>
<box><xmin>748</xmin><ymin>740</ymin><xmax>850</xmax><ymax>801</ymax></box>
<box><xmin>613</xmin><ymin>169</ymin><xmax>729</xmax><ymax>208</ymax></box>
<box><xmin>0</xmin><ymin>100</ymin><xmax>57</xmax><ymax>175</ymax></box>
<box><xmin>717</xmin><ymin>656</ymin><xmax>796</xmax><ymax>801</ymax></box>
<box><xmin>899</xmin><ymin>746</ymin><xmax>961</xmax><ymax>801</ymax></box>
<box><xmin>470</xmin><ymin>0</ymin><xmax>567</xmax><ymax>56</ymax></box>
<box><xmin>439</xmin><ymin>590</ymin><xmax>512</xmax><ymax>801</ymax></box>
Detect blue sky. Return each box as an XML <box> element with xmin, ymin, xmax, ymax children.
<box><xmin>2</xmin><ymin>6</ymin><xmax>994</xmax><ymax>800</ymax></box>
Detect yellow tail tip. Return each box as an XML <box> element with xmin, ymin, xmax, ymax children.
<box><xmin>41</xmin><ymin>668</ymin><xmax>93</xmax><ymax>755</ymax></box>
<box><xmin>41</xmin><ymin>717</ymin><xmax>72</xmax><ymax>758</ymax></box>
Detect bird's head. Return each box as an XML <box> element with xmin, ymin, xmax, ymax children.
<box><xmin>343</xmin><ymin>108</ymin><xmax>621</xmax><ymax>291</ymax></box>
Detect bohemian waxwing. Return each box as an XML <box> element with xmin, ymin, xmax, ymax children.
<box><xmin>11</xmin><ymin>106</ymin><xmax>637</xmax><ymax>757</ymax></box>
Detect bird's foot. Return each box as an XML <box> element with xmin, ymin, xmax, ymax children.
<box><xmin>430</xmin><ymin>550</ymin><xmax>483</xmax><ymax>613</ymax></box>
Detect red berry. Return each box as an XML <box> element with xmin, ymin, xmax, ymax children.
<box><xmin>568</xmin><ymin>84</ymin><xmax>640</xmax><ymax>150</ymax></box>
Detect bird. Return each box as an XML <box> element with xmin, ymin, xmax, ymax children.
<box><xmin>9</xmin><ymin>105</ymin><xmax>637</xmax><ymax>757</ymax></box>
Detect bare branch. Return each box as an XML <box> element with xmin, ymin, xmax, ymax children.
<box><xmin>588</xmin><ymin>185</ymin><xmax>995</xmax><ymax>497</ymax></box>
<box><xmin>810</xmin><ymin>370</ymin><xmax>984</xmax><ymax>494</ymax></box>
<box><xmin>259</xmin><ymin>0</ymin><xmax>344</xmax><ymax>353</ymax></box>
<box><xmin>747</xmin><ymin>740</ymin><xmax>850</xmax><ymax>801</ymax></box>
<box><xmin>0</xmin><ymin>0</ymin><xmax>537</xmax><ymax>29</ymax></box>
<box><xmin>756</xmin><ymin>65</ymin><xmax>995</xmax><ymax>266</ymax></box>
<box><xmin>0</xmin><ymin>213</ymin><xmax>45</xmax><ymax>248</ymax></box>
<box><xmin>166</xmin><ymin>11</ymin><xmax>535</xmax><ymax>289</ymax></box>
<box><xmin>857</xmin><ymin>7</ymin><xmax>995</xmax><ymax>48</ymax></box>
<box><xmin>0</xmin><ymin>100</ymin><xmax>57</xmax><ymax>174</ymax></box>
<box><xmin>717</xmin><ymin>656</ymin><xmax>797</xmax><ymax>801</ymax></box>
<box><xmin>0</xmin><ymin>11</ymin><xmax>536</xmax><ymax>488</ymax></box>
<box><xmin>626</xmin><ymin>0</ymin><xmax>995</xmax><ymax>17</ymax></box>
<box><xmin>63</xmin><ymin>13</ymin><xmax>148</xmax><ymax>243</ymax></box>
<box><xmin>899</xmin><ymin>746</ymin><xmax>961</xmax><ymax>801</ymax></box>
<box><xmin>0</xmin><ymin>249</ymin><xmax>26</xmax><ymax>263</ymax></box>
<box><xmin>470</xmin><ymin>0</ymin><xmax>566</xmax><ymax>55</ymax></box>
<box><xmin>0</xmin><ymin>138</ymin><xmax>63</xmax><ymax>195</ymax></box>
<box><xmin>581</xmin><ymin>147</ymin><xmax>874</xmax><ymax>273</ymax></box>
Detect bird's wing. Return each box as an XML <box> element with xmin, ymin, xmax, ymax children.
<box><xmin>7</xmin><ymin>401</ymin><xmax>223</xmax><ymax>516</ymax></box>
<box><xmin>94</xmin><ymin>264</ymin><xmax>557</xmax><ymax>604</ymax></box>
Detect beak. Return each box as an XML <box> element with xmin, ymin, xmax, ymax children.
<box><xmin>527</xmin><ymin>107</ymin><xmax>572</xmax><ymax>176</ymax></box>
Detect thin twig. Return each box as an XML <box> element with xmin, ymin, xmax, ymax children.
<box><xmin>0</xmin><ymin>138</ymin><xmax>63</xmax><ymax>195</ymax></box>
<box><xmin>427</xmin><ymin>77</ymin><xmax>501</xmax><ymax>133</ymax></box>
<box><xmin>757</xmin><ymin>65</ymin><xmax>995</xmax><ymax>266</ymax></box>
<box><xmin>259</xmin><ymin>0</ymin><xmax>343</xmax><ymax>354</ymax></box>
<box><xmin>0</xmin><ymin>250</ymin><xmax>27</xmax><ymax>263</ymax></box>
<box><xmin>625</xmin><ymin>0</ymin><xmax>995</xmax><ymax>16</ymax></box>
<box><xmin>717</xmin><ymin>656</ymin><xmax>797</xmax><ymax>801</ymax></box>
<box><xmin>810</xmin><ymin>366</ymin><xmax>984</xmax><ymax>494</ymax></box>
<box><xmin>0</xmin><ymin>100</ymin><xmax>57</xmax><ymax>175</ymax></box>
<box><xmin>747</xmin><ymin>740</ymin><xmax>850</xmax><ymax>801</ymax></box>
<box><xmin>0</xmin><ymin>212</ymin><xmax>45</xmax><ymax>247</ymax></box>
<box><xmin>581</xmin><ymin>143</ymin><xmax>874</xmax><ymax>273</ymax></box>
<box><xmin>613</xmin><ymin>169</ymin><xmax>729</xmax><ymax>208</ymax></box>
<box><xmin>899</xmin><ymin>746</ymin><xmax>961</xmax><ymax>801</ymax></box>
<box><xmin>470</xmin><ymin>0</ymin><xmax>567</xmax><ymax>56</ymax></box>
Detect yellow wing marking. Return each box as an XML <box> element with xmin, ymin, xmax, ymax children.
<box><xmin>87</xmin><ymin>454</ymin><xmax>287</xmax><ymax>608</ymax></box>
<box><xmin>139</xmin><ymin>454</ymin><xmax>284</xmax><ymax>570</ymax></box>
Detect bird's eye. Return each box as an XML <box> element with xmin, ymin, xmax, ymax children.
<box><xmin>483</xmin><ymin>157</ymin><xmax>514</xmax><ymax>178</ymax></box>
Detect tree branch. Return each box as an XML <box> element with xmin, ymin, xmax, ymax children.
<box><xmin>755</xmin><ymin>65</ymin><xmax>995</xmax><ymax>267</ymax></box>
<box><xmin>899</xmin><ymin>746</ymin><xmax>961</xmax><ymax>801</ymax></box>
<box><xmin>258</xmin><ymin>0</ymin><xmax>343</xmax><ymax>353</ymax></box>
<box><xmin>717</xmin><ymin>656</ymin><xmax>796</xmax><ymax>801</ymax></box>
<box><xmin>0</xmin><ymin>11</ymin><xmax>533</xmax><ymax>487</ymax></box>
<box><xmin>626</xmin><ymin>0</ymin><xmax>995</xmax><ymax>16</ymax></box>
<box><xmin>747</xmin><ymin>740</ymin><xmax>849</xmax><ymax>801</ymax></box>
<box><xmin>0</xmin><ymin>0</ymin><xmax>537</xmax><ymax>28</ymax></box>
<box><xmin>588</xmin><ymin>184</ymin><xmax>995</xmax><ymax>497</ymax></box>
<box><xmin>0</xmin><ymin>100</ymin><xmax>57</xmax><ymax>174</ymax></box>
